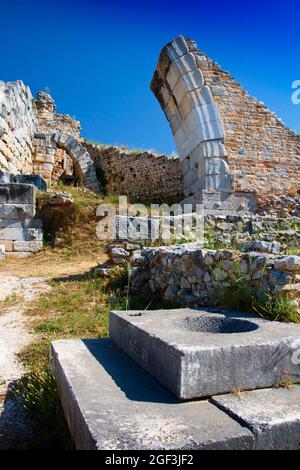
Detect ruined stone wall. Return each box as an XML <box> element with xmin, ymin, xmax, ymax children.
<box><xmin>0</xmin><ymin>81</ymin><xmax>36</xmax><ymax>174</ymax></box>
<box><xmin>186</xmin><ymin>38</ymin><xmax>300</xmax><ymax>200</ymax></box>
<box><xmin>32</xmin><ymin>92</ymin><xmax>99</xmax><ymax>191</ymax></box>
<box><xmin>151</xmin><ymin>36</ymin><xmax>300</xmax><ymax>208</ymax></box>
<box><xmin>84</xmin><ymin>142</ymin><xmax>183</xmax><ymax>203</ymax></box>
<box><xmin>130</xmin><ymin>244</ymin><xmax>300</xmax><ymax>313</ymax></box>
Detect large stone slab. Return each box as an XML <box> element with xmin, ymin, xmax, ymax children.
<box><xmin>110</xmin><ymin>308</ymin><xmax>300</xmax><ymax>399</ymax></box>
<box><xmin>0</xmin><ymin>183</ymin><xmax>36</xmax><ymax>204</ymax></box>
<box><xmin>50</xmin><ymin>338</ymin><xmax>254</xmax><ymax>450</ymax></box>
<box><xmin>211</xmin><ymin>386</ymin><xmax>300</xmax><ymax>449</ymax></box>
<box><xmin>0</xmin><ymin>170</ymin><xmax>46</xmax><ymax>191</ymax></box>
<box><xmin>0</xmin><ymin>227</ymin><xmax>42</xmax><ymax>241</ymax></box>
<box><xmin>0</xmin><ymin>203</ymin><xmax>35</xmax><ymax>219</ymax></box>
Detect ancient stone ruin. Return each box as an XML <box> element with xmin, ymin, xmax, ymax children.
<box><xmin>151</xmin><ymin>35</ymin><xmax>300</xmax><ymax>213</ymax></box>
<box><xmin>0</xmin><ymin>35</ymin><xmax>300</xmax><ymax>450</ymax></box>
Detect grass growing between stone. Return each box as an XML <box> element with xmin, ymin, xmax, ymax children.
<box><xmin>17</xmin><ymin>262</ymin><xmax>180</xmax><ymax>449</ymax></box>
<box><xmin>216</xmin><ymin>270</ymin><xmax>300</xmax><ymax>323</ymax></box>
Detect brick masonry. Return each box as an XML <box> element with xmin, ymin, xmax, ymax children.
<box><xmin>0</xmin><ymin>81</ymin><xmax>36</xmax><ymax>174</ymax></box>
<box><xmin>84</xmin><ymin>142</ymin><xmax>183</xmax><ymax>204</ymax></box>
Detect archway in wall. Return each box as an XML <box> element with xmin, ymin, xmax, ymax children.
<box><xmin>150</xmin><ymin>35</ymin><xmax>233</xmax><ymax>199</ymax></box>
<box><xmin>52</xmin><ymin>133</ymin><xmax>100</xmax><ymax>192</ymax></box>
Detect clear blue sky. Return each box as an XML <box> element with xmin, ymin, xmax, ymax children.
<box><xmin>1</xmin><ymin>0</ymin><xmax>299</xmax><ymax>154</ymax></box>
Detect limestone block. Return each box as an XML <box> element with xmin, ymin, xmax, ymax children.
<box><xmin>0</xmin><ymin>227</ymin><xmax>25</xmax><ymax>240</ymax></box>
<box><xmin>174</xmin><ymin>125</ymin><xmax>188</xmax><ymax>150</ymax></box>
<box><xmin>180</xmin><ymin>86</ymin><xmax>214</xmax><ymax>119</ymax></box>
<box><xmin>13</xmin><ymin>240</ymin><xmax>42</xmax><ymax>252</ymax></box>
<box><xmin>0</xmin><ymin>183</ymin><xmax>36</xmax><ymax>205</ymax></box>
<box><xmin>169</xmin><ymin>110</ymin><xmax>182</xmax><ymax>135</ymax></box>
<box><xmin>173</xmin><ymin>71</ymin><xmax>204</xmax><ymax>105</ymax></box>
<box><xmin>184</xmin><ymin>103</ymin><xmax>220</xmax><ymax>132</ymax></box>
<box><xmin>205</xmin><ymin>158</ymin><xmax>230</xmax><ymax>175</ymax></box>
<box><xmin>182</xmin><ymin>70</ymin><xmax>204</xmax><ymax>92</ymax></box>
<box><xmin>0</xmin><ymin>226</ymin><xmax>42</xmax><ymax>241</ymax></box>
<box><xmin>0</xmin><ymin>239</ymin><xmax>13</xmax><ymax>251</ymax></box>
<box><xmin>189</xmin><ymin>147</ymin><xmax>202</xmax><ymax>167</ymax></box>
<box><xmin>164</xmin><ymin>96</ymin><xmax>177</xmax><ymax>120</ymax></box>
<box><xmin>181</xmin><ymin>157</ymin><xmax>190</xmax><ymax>176</ymax></box>
<box><xmin>110</xmin><ymin>309</ymin><xmax>300</xmax><ymax>400</ymax></box>
<box><xmin>157</xmin><ymin>84</ymin><xmax>170</xmax><ymax>107</ymax></box>
<box><xmin>200</xmin><ymin>119</ymin><xmax>225</xmax><ymax>142</ymax></box>
<box><xmin>199</xmin><ymin>140</ymin><xmax>227</xmax><ymax>158</ymax></box>
<box><xmin>166</xmin><ymin>36</ymin><xmax>189</xmax><ymax>61</ymax></box>
<box><xmin>166</xmin><ymin>63</ymin><xmax>180</xmax><ymax>91</ymax></box>
<box><xmin>173</xmin><ymin>53</ymin><xmax>198</xmax><ymax>77</ymax></box>
<box><xmin>212</xmin><ymin>386</ymin><xmax>300</xmax><ymax>450</ymax></box>
<box><xmin>0</xmin><ymin>203</ymin><xmax>35</xmax><ymax>219</ymax></box>
<box><xmin>33</xmin><ymin>153</ymin><xmax>55</xmax><ymax>164</ymax></box>
<box><xmin>50</xmin><ymin>338</ymin><xmax>255</xmax><ymax>450</ymax></box>
<box><xmin>205</xmin><ymin>174</ymin><xmax>232</xmax><ymax>192</ymax></box>
<box><xmin>183</xmin><ymin>168</ymin><xmax>198</xmax><ymax>189</ymax></box>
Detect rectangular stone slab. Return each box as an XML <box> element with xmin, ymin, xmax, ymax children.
<box><xmin>50</xmin><ymin>338</ymin><xmax>254</xmax><ymax>450</ymax></box>
<box><xmin>211</xmin><ymin>385</ymin><xmax>300</xmax><ymax>449</ymax></box>
<box><xmin>0</xmin><ymin>203</ymin><xmax>36</xmax><ymax>219</ymax></box>
<box><xmin>109</xmin><ymin>308</ymin><xmax>300</xmax><ymax>399</ymax></box>
<box><xmin>0</xmin><ymin>184</ymin><xmax>36</xmax><ymax>204</ymax></box>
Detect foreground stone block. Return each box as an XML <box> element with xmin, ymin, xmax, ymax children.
<box><xmin>0</xmin><ymin>227</ymin><xmax>43</xmax><ymax>241</ymax></box>
<box><xmin>0</xmin><ymin>203</ymin><xmax>35</xmax><ymax>219</ymax></box>
<box><xmin>13</xmin><ymin>241</ymin><xmax>42</xmax><ymax>252</ymax></box>
<box><xmin>110</xmin><ymin>308</ymin><xmax>300</xmax><ymax>399</ymax></box>
<box><xmin>50</xmin><ymin>338</ymin><xmax>254</xmax><ymax>450</ymax></box>
<box><xmin>211</xmin><ymin>386</ymin><xmax>300</xmax><ymax>449</ymax></box>
<box><xmin>0</xmin><ymin>184</ymin><xmax>36</xmax><ymax>204</ymax></box>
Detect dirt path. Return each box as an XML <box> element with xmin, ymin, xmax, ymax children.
<box><xmin>0</xmin><ymin>271</ymin><xmax>50</xmax><ymax>449</ymax></box>
<box><xmin>0</xmin><ymin>274</ymin><xmax>50</xmax><ymax>388</ymax></box>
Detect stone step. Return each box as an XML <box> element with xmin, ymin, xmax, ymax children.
<box><xmin>211</xmin><ymin>385</ymin><xmax>300</xmax><ymax>450</ymax></box>
<box><xmin>50</xmin><ymin>338</ymin><xmax>255</xmax><ymax>450</ymax></box>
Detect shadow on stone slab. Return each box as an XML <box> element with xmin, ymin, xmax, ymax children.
<box><xmin>82</xmin><ymin>338</ymin><xmax>179</xmax><ymax>404</ymax></box>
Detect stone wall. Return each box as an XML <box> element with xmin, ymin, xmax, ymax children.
<box><xmin>32</xmin><ymin>92</ymin><xmax>99</xmax><ymax>191</ymax></box>
<box><xmin>84</xmin><ymin>142</ymin><xmax>183</xmax><ymax>204</ymax></box>
<box><xmin>0</xmin><ymin>179</ymin><xmax>43</xmax><ymax>256</ymax></box>
<box><xmin>191</xmin><ymin>40</ymin><xmax>300</xmax><ymax>202</ymax></box>
<box><xmin>151</xmin><ymin>36</ymin><xmax>300</xmax><ymax>207</ymax></box>
<box><xmin>0</xmin><ymin>81</ymin><xmax>36</xmax><ymax>174</ymax></box>
<box><xmin>130</xmin><ymin>244</ymin><xmax>300</xmax><ymax>313</ymax></box>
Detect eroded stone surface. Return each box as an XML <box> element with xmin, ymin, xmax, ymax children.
<box><xmin>110</xmin><ymin>308</ymin><xmax>300</xmax><ymax>399</ymax></box>
<box><xmin>50</xmin><ymin>338</ymin><xmax>254</xmax><ymax>450</ymax></box>
<box><xmin>211</xmin><ymin>386</ymin><xmax>300</xmax><ymax>450</ymax></box>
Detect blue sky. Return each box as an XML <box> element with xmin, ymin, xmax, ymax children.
<box><xmin>1</xmin><ymin>0</ymin><xmax>299</xmax><ymax>154</ymax></box>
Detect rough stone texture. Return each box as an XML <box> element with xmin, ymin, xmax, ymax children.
<box><xmin>32</xmin><ymin>94</ymin><xmax>100</xmax><ymax>191</ymax></box>
<box><xmin>110</xmin><ymin>308</ymin><xmax>300</xmax><ymax>399</ymax></box>
<box><xmin>50</xmin><ymin>338</ymin><xmax>254</xmax><ymax>450</ymax></box>
<box><xmin>84</xmin><ymin>142</ymin><xmax>183</xmax><ymax>204</ymax></box>
<box><xmin>0</xmin><ymin>170</ymin><xmax>46</xmax><ymax>191</ymax></box>
<box><xmin>0</xmin><ymin>81</ymin><xmax>36</xmax><ymax>174</ymax></box>
<box><xmin>151</xmin><ymin>35</ymin><xmax>300</xmax><ymax>209</ymax></box>
<box><xmin>0</xmin><ymin>181</ymin><xmax>43</xmax><ymax>253</ymax></box>
<box><xmin>211</xmin><ymin>386</ymin><xmax>300</xmax><ymax>450</ymax></box>
<box><xmin>0</xmin><ymin>183</ymin><xmax>36</xmax><ymax>205</ymax></box>
<box><xmin>130</xmin><ymin>244</ymin><xmax>300</xmax><ymax>312</ymax></box>
<box><xmin>0</xmin><ymin>83</ymin><xmax>99</xmax><ymax>192</ymax></box>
